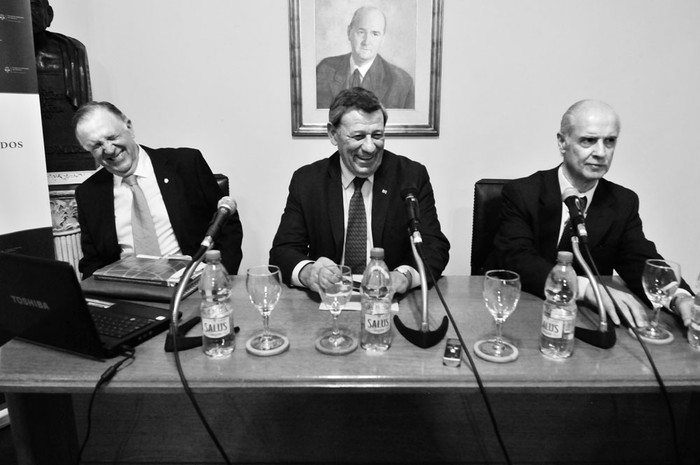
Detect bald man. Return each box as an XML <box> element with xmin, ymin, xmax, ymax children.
<box><xmin>316</xmin><ymin>6</ymin><xmax>414</xmax><ymax>109</ymax></box>
<box><xmin>489</xmin><ymin>99</ymin><xmax>693</xmax><ymax>331</ymax></box>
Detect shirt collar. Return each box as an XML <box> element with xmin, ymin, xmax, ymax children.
<box><xmin>349</xmin><ymin>55</ymin><xmax>376</xmax><ymax>80</ymax></box>
<box><xmin>115</xmin><ymin>146</ymin><xmax>154</xmax><ymax>187</ymax></box>
<box><xmin>557</xmin><ymin>164</ymin><xmax>597</xmax><ymax>212</ymax></box>
<box><xmin>339</xmin><ymin>157</ymin><xmax>374</xmax><ymax>189</ymax></box>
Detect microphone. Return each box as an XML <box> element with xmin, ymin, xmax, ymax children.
<box><xmin>562</xmin><ymin>187</ymin><xmax>588</xmax><ymax>240</ymax></box>
<box><xmin>201</xmin><ymin>196</ymin><xmax>237</xmax><ymax>248</ymax></box>
<box><xmin>401</xmin><ymin>187</ymin><xmax>421</xmax><ymax>237</ymax></box>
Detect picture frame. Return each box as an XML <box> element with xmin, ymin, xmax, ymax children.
<box><xmin>289</xmin><ymin>0</ymin><xmax>443</xmax><ymax>137</ymax></box>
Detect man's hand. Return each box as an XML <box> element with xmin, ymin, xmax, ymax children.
<box><xmin>299</xmin><ymin>257</ymin><xmax>338</xmax><ymax>294</ymax></box>
<box><xmin>389</xmin><ymin>270</ymin><xmax>411</xmax><ymax>296</ymax></box>
<box><xmin>583</xmin><ymin>283</ymin><xmax>649</xmax><ymax>328</ymax></box>
<box><xmin>673</xmin><ymin>294</ymin><xmax>695</xmax><ymax>327</ymax></box>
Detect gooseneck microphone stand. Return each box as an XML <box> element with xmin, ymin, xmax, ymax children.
<box><xmin>579</xmin><ymin>243</ymin><xmax>680</xmax><ymax>465</ymax></box>
<box><xmin>393</xmin><ymin>231</ymin><xmax>448</xmax><ymax>348</ymax></box>
<box><xmin>571</xmin><ymin>237</ymin><xmax>616</xmax><ymax>348</ymax></box>
<box><xmin>168</xmin><ymin>244</ymin><xmax>232</xmax><ymax>465</ymax></box>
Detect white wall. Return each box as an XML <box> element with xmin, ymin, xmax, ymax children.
<box><xmin>48</xmin><ymin>0</ymin><xmax>700</xmax><ymax>286</ymax></box>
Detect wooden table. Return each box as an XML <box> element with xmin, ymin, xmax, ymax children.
<box><xmin>1</xmin><ymin>276</ymin><xmax>699</xmax><ymax>464</ymax></box>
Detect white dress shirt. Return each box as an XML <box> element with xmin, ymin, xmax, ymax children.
<box><xmin>114</xmin><ymin>147</ymin><xmax>181</xmax><ymax>258</ymax></box>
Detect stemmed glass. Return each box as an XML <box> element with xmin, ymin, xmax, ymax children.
<box><xmin>246</xmin><ymin>265</ymin><xmax>287</xmax><ymax>353</ymax></box>
<box><xmin>316</xmin><ymin>265</ymin><xmax>356</xmax><ymax>354</ymax></box>
<box><xmin>638</xmin><ymin>259</ymin><xmax>681</xmax><ymax>344</ymax></box>
<box><xmin>475</xmin><ymin>270</ymin><xmax>521</xmax><ymax>361</ymax></box>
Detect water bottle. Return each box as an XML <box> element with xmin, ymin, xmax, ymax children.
<box><xmin>199</xmin><ymin>250</ymin><xmax>235</xmax><ymax>358</ymax></box>
<box><xmin>688</xmin><ymin>274</ymin><xmax>700</xmax><ymax>350</ymax></box>
<box><xmin>540</xmin><ymin>251</ymin><xmax>578</xmax><ymax>359</ymax></box>
<box><xmin>360</xmin><ymin>247</ymin><xmax>393</xmax><ymax>352</ymax></box>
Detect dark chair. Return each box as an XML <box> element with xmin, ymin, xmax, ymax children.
<box><xmin>214</xmin><ymin>173</ymin><xmax>229</xmax><ymax>196</ymax></box>
<box><xmin>470</xmin><ymin>178</ymin><xmax>509</xmax><ymax>275</ymax></box>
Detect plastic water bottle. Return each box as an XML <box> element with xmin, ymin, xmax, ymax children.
<box><xmin>199</xmin><ymin>250</ymin><xmax>235</xmax><ymax>358</ymax></box>
<box><xmin>360</xmin><ymin>247</ymin><xmax>393</xmax><ymax>352</ymax></box>
<box><xmin>688</xmin><ymin>274</ymin><xmax>700</xmax><ymax>350</ymax></box>
<box><xmin>540</xmin><ymin>251</ymin><xmax>578</xmax><ymax>359</ymax></box>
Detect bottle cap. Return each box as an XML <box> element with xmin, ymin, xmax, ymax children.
<box><xmin>369</xmin><ymin>247</ymin><xmax>385</xmax><ymax>260</ymax></box>
<box><xmin>205</xmin><ymin>250</ymin><xmax>222</xmax><ymax>262</ymax></box>
<box><xmin>556</xmin><ymin>251</ymin><xmax>573</xmax><ymax>264</ymax></box>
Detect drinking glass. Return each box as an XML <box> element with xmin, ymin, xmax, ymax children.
<box><xmin>638</xmin><ymin>259</ymin><xmax>681</xmax><ymax>343</ymax></box>
<box><xmin>246</xmin><ymin>265</ymin><xmax>285</xmax><ymax>351</ymax></box>
<box><xmin>316</xmin><ymin>265</ymin><xmax>356</xmax><ymax>354</ymax></box>
<box><xmin>476</xmin><ymin>270</ymin><xmax>521</xmax><ymax>360</ymax></box>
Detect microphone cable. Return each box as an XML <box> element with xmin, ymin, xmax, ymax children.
<box><xmin>416</xmin><ymin>245</ymin><xmax>512</xmax><ymax>465</ymax></box>
<box><xmin>169</xmin><ymin>257</ymin><xmax>232</xmax><ymax>465</ymax></box>
<box><xmin>76</xmin><ymin>347</ymin><xmax>135</xmax><ymax>465</ymax></box>
<box><xmin>582</xmin><ymin>244</ymin><xmax>680</xmax><ymax>465</ymax></box>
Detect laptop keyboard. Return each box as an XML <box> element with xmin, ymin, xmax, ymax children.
<box><xmin>89</xmin><ymin>308</ymin><xmax>152</xmax><ymax>339</ymax></box>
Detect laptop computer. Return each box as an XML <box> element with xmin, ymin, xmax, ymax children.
<box><xmin>0</xmin><ymin>252</ymin><xmax>173</xmax><ymax>360</ymax></box>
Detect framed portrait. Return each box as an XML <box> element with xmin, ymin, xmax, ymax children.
<box><xmin>289</xmin><ymin>0</ymin><xmax>443</xmax><ymax>136</ymax></box>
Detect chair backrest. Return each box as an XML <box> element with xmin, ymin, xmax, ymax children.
<box><xmin>214</xmin><ymin>173</ymin><xmax>229</xmax><ymax>196</ymax></box>
<box><xmin>471</xmin><ymin>178</ymin><xmax>509</xmax><ymax>275</ymax></box>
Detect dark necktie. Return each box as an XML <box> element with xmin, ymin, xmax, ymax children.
<box><xmin>345</xmin><ymin>177</ymin><xmax>367</xmax><ymax>274</ymax></box>
<box><xmin>558</xmin><ymin>196</ymin><xmax>588</xmax><ymax>252</ymax></box>
<box><xmin>123</xmin><ymin>175</ymin><xmax>161</xmax><ymax>256</ymax></box>
<box><xmin>350</xmin><ymin>68</ymin><xmax>362</xmax><ymax>88</ymax></box>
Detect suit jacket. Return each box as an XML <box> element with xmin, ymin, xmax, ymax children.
<box><xmin>491</xmin><ymin>167</ymin><xmax>667</xmax><ymax>302</ymax></box>
<box><xmin>269</xmin><ymin>150</ymin><xmax>449</xmax><ymax>285</ymax></box>
<box><xmin>75</xmin><ymin>146</ymin><xmax>243</xmax><ymax>278</ymax></box>
<box><xmin>316</xmin><ymin>53</ymin><xmax>415</xmax><ymax>109</ymax></box>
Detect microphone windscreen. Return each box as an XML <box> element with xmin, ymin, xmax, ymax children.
<box><xmin>400</xmin><ymin>187</ymin><xmax>419</xmax><ymax>200</ymax></box>
<box><xmin>217</xmin><ymin>196</ymin><xmax>237</xmax><ymax>213</ymax></box>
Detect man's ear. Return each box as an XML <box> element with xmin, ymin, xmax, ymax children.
<box><xmin>327</xmin><ymin>123</ymin><xmax>338</xmax><ymax>146</ymax></box>
<box><xmin>556</xmin><ymin>132</ymin><xmax>566</xmax><ymax>154</ymax></box>
<box><xmin>46</xmin><ymin>5</ymin><xmax>54</xmax><ymax>27</ymax></box>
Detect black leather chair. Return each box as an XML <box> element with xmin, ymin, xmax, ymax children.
<box><xmin>214</xmin><ymin>173</ymin><xmax>229</xmax><ymax>196</ymax></box>
<box><xmin>470</xmin><ymin>178</ymin><xmax>509</xmax><ymax>275</ymax></box>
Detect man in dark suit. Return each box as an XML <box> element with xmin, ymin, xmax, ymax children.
<box><xmin>74</xmin><ymin>101</ymin><xmax>243</xmax><ymax>278</ymax></box>
<box><xmin>270</xmin><ymin>87</ymin><xmax>449</xmax><ymax>295</ymax></box>
<box><xmin>491</xmin><ymin>99</ymin><xmax>693</xmax><ymax>329</ymax></box>
<box><xmin>316</xmin><ymin>6</ymin><xmax>414</xmax><ymax>109</ymax></box>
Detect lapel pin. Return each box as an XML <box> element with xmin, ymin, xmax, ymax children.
<box><xmin>164</xmin><ymin>178</ymin><xmax>169</xmax><ymax>184</ymax></box>
<box><xmin>382</xmin><ymin>189</ymin><xmax>388</xmax><ymax>194</ymax></box>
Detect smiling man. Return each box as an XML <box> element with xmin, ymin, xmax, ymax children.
<box><xmin>489</xmin><ymin>99</ymin><xmax>693</xmax><ymax>329</ymax></box>
<box><xmin>316</xmin><ymin>6</ymin><xmax>414</xmax><ymax>109</ymax></box>
<box><xmin>73</xmin><ymin>101</ymin><xmax>243</xmax><ymax>278</ymax></box>
<box><xmin>270</xmin><ymin>88</ymin><xmax>449</xmax><ymax>295</ymax></box>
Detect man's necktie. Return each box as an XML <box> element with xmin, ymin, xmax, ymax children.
<box><xmin>350</xmin><ymin>68</ymin><xmax>362</xmax><ymax>88</ymax></box>
<box><xmin>345</xmin><ymin>177</ymin><xmax>367</xmax><ymax>275</ymax></box>
<box><xmin>123</xmin><ymin>175</ymin><xmax>161</xmax><ymax>256</ymax></box>
<box><xmin>558</xmin><ymin>196</ymin><xmax>588</xmax><ymax>252</ymax></box>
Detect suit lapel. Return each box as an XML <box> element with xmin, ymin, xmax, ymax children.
<box><xmin>95</xmin><ymin>169</ymin><xmax>118</xmax><ymax>249</ymax></box>
<box><xmin>540</xmin><ymin>168</ymin><xmax>564</xmax><ymax>260</ymax></box>
<box><xmin>327</xmin><ymin>154</ymin><xmax>345</xmax><ymax>256</ymax></box>
<box><xmin>330</xmin><ymin>55</ymin><xmax>351</xmax><ymax>100</ymax></box>
<box><xmin>364</xmin><ymin>55</ymin><xmax>388</xmax><ymax>100</ymax></box>
<box><xmin>147</xmin><ymin>147</ymin><xmax>181</xmax><ymax>236</ymax></box>
<box><xmin>371</xmin><ymin>153</ymin><xmax>392</xmax><ymax>244</ymax></box>
<box><xmin>585</xmin><ymin>179</ymin><xmax>615</xmax><ymax>250</ymax></box>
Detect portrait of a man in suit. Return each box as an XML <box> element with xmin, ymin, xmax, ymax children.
<box><xmin>316</xmin><ymin>4</ymin><xmax>415</xmax><ymax>110</ymax></box>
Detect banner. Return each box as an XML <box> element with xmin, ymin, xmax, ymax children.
<box><xmin>0</xmin><ymin>0</ymin><xmax>54</xmax><ymax>258</ymax></box>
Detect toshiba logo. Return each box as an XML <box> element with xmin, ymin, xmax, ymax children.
<box><xmin>10</xmin><ymin>295</ymin><xmax>50</xmax><ymax>310</ymax></box>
